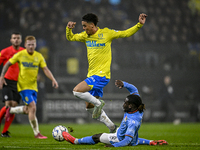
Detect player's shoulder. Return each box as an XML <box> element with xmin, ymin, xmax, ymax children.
<box><xmin>1</xmin><ymin>46</ymin><xmax>12</xmax><ymax>53</ymax></box>
<box><xmin>101</xmin><ymin>27</ymin><xmax>110</xmax><ymax>31</ymax></box>
<box><xmin>78</xmin><ymin>30</ymin><xmax>87</xmax><ymax>35</ymax></box>
<box><xmin>18</xmin><ymin>49</ymin><xmax>26</xmax><ymax>53</ymax></box>
<box><xmin>19</xmin><ymin>47</ymin><xmax>25</xmax><ymax>51</ymax></box>
<box><xmin>12</xmin><ymin>49</ymin><xmax>26</xmax><ymax>57</ymax></box>
<box><xmin>34</xmin><ymin>51</ymin><xmax>45</xmax><ymax>58</ymax></box>
<box><xmin>101</xmin><ymin>27</ymin><xmax>119</xmax><ymax>33</ymax></box>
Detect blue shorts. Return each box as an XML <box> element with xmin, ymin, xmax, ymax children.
<box><xmin>19</xmin><ymin>90</ymin><xmax>37</xmax><ymax>105</ymax></box>
<box><xmin>85</xmin><ymin>75</ymin><xmax>110</xmax><ymax>97</ymax></box>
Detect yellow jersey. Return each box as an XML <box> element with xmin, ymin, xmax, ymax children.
<box><xmin>9</xmin><ymin>49</ymin><xmax>47</xmax><ymax>92</ymax></box>
<box><xmin>66</xmin><ymin>22</ymin><xmax>143</xmax><ymax>79</ymax></box>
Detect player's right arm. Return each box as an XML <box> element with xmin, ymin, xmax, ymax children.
<box><xmin>0</xmin><ymin>61</ymin><xmax>12</xmax><ymax>89</ymax></box>
<box><xmin>66</xmin><ymin>21</ymin><xmax>86</xmax><ymax>42</ymax></box>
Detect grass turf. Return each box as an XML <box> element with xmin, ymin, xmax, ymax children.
<box><xmin>0</xmin><ymin>123</ymin><xmax>200</xmax><ymax>150</ymax></box>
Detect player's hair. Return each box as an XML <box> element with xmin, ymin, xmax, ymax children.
<box><xmin>11</xmin><ymin>32</ymin><xmax>22</xmax><ymax>37</ymax></box>
<box><xmin>126</xmin><ymin>94</ymin><xmax>145</xmax><ymax>113</ymax></box>
<box><xmin>82</xmin><ymin>13</ymin><xmax>99</xmax><ymax>26</ymax></box>
<box><xmin>25</xmin><ymin>35</ymin><xmax>36</xmax><ymax>43</ymax></box>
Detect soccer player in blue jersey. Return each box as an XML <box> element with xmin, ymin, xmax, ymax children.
<box><xmin>62</xmin><ymin>80</ymin><xmax>168</xmax><ymax>147</ymax></box>
<box><xmin>66</xmin><ymin>13</ymin><xmax>147</xmax><ymax>132</ymax></box>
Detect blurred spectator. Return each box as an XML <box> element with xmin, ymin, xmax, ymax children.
<box><xmin>158</xmin><ymin>75</ymin><xmax>175</xmax><ymax>122</ymax></box>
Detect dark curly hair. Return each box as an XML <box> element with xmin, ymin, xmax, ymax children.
<box><xmin>82</xmin><ymin>13</ymin><xmax>99</xmax><ymax>26</ymax></box>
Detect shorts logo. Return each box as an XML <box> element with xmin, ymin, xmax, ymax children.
<box><xmin>91</xmin><ymin>77</ymin><xmax>95</xmax><ymax>82</ymax></box>
<box><xmin>25</xmin><ymin>96</ymin><xmax>29</xmax><ymax>102</ymax></box>
<box><xmin>4</xmin><ymin>95</ymin><xmax>8</xmax><ymax>100</ymax></box>
<box><xmin>110</xmin><ymin>136</ymin><xmax>117</xmax><ymax>140</ymax></box>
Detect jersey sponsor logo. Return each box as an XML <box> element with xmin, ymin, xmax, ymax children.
<box><xmin>86</xmin><ymin>41</ymin><xmax>105</xmax><ymax>47</ymax></box>
<box><xmin>22</xmin><ymin>62</ymin><xmax>38</xmax><ymax>68</ymax></box>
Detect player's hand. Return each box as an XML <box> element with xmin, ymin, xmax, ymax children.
<box><xmin>139</xmin><ymin>13</ymin><xmax>147</xmax><ymax>24</ymax></box>
<box><xmin>0</xmin><ymin>76</ymin><xmax>6</xmax><ymax>89</ymax></box>
<box><xmin>67</xmin><ymin>21</ymin><xmax>76</xmax><ymax>29</ymax></box>
<box><xmin>52</xmin><ymin>80</ymin><xmax>59</xmax><ymax>89</ymax></box>
<box><xmin>115</xmin><ymin>80</ymin><xmax>124</xmax><ymax>89</ymax></box>
<box><xmin>104</xmin><ymin>144</ymin><xmax>114</xmax><ymax>147</ymax></box>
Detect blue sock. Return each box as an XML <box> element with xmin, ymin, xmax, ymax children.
<box><xmin>138</xmin><ymin>138</ymin><xmax>150</xmax><ymax>145</ymax></box>
<box><xmin>78</xmin><ymin>136</ymin><xmax>96</xmax><ymax>145</ymax></box>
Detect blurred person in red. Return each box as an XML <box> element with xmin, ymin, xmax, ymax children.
<box><xmin>0</xmin><ymin>32</ymin><xmax>24</xmax><ymax>137</ymax></box>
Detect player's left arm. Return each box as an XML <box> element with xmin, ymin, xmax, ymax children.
<box><xmin>115</xmin><ymin>80</ymin><xmax>139</xmax><ymax>95</ymax></box>
<box><xmin>111</xmin><ymin>13</ymin><xmax>147</xmax><ymax>39</ymax></box>
<box><xmin>42</xmin><ymin>66</ymin><xmax>58</xmax><ymax>89</ymax></box>
<box><xmin>111</xmin><ymin>136</ymin><xmax>133</xmax><ymax>147</ymax></box>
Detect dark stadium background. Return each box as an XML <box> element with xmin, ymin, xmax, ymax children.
<box><xmin>0</xmin><ymin>0</ymin><xmax>199</xmax><ymax>123</ymax></box>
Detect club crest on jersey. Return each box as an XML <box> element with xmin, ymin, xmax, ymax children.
<box><xmin>124</xmin><ymin>116</ymin><xmax>128</xmax><ymax>122</ymax></box>
<box><xmin>98</xmin><ymin>33</ymin><xmax>103</xmax><ymax>39</ymax></box>
<box><xmin>34</xmin><ymin>57</ymin><xmax>38</xmax><ymax>62</ymax></box>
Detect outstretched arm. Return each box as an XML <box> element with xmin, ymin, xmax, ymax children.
<box><xmin>110</xmin><ymin>13</ymin><xmax>147</xmax><ymax>39</ymax></box>
<box><xmin>115</xmin><ymin>80</ymin><xmax>140</xmax><ymax>96</ymax></box>
<box><xmin>42</xmin><ymin>66</ymin><xmax>58</xmax><ymax>89</ymax></box>
<box><xmin>139</xmin><ymin>13</ymin><xmax>147</xmax><ymax>25</ymax></box>
<box><xmin>67</xmin><ymin>21</ymin><xmax>76</xmax><ymax>29</ymax></box>
<box><xmin>66</xmin><ymin>21</ymin><xmax>85</xmax><ymax>42</ymax></box>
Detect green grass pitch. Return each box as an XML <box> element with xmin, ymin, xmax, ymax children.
<box><xmin>0</xmin><ymin>123</ymin><xmax>200</xmax><ymax>150</ymax></box>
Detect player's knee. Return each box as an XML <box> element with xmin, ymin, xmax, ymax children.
<box><xmin>73</xmin><ymin>91</ymin><xmax>80</xmax><ymax>97</ymax></box>
<box><xmin>23</xmin><ymin>106</ymin><xmax>29</xmax><ymax>114</ymax></box>
<box><xmin>92</xmin><ymin>133</ymin><xmax>103</xmax><ymax>143</ymax></box>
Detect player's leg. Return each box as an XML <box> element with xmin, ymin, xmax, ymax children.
<box><xmin>0</xmin><ymin>106</ymin><xmax>6</xmax><ymax>123</ymax></box>
<box><xmin>1</xmin><ymin>86</ymin><xmax>19</xmax><ymax>137</ymax></box>
<box><xmin>86</xmin><ymin>106</ymin><xmax>117</xmax><ymax>133</ymax></box>
<box><xmin>1</xmin><ymin>101</ymin><xmax>18</xmax><ymax>137</ymax></box>
<box><xmin>20</xmin><ymin>90</ymin><xmax>47</xmax><ymax>139</ymax></box>
<box><xmin>73</xmin><ymin>81</ymin><xmax>102</xmax><ymax>106</ymax></box>
<box><xmin>8</xmin><ymin>105</ymin><xmax>28</xmax><ymax>114</ymax></box>
<box><xmin>138</xmin><ymin>138</ymin><xmax>168</xmax><ymax>145</ymax></box>
<box><xmin>62</xmin><ymin>132</ymin><xmax>109</xmax><ymax>145</ymax></box>
<box><xmin>0</xmin><ymin>86</ymin><xmax>12</xmax><ymax>123</ymax></box>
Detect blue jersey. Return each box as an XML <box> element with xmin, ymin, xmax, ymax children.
<box><xmin>115</xmin><ymin>111</ymin><xmax>143</xmax><ymax>146</ymax></box>
<box><xmin>113</xmin><ymin>81</ymin><xmax>143</xmax><ymax>147</ymax></box>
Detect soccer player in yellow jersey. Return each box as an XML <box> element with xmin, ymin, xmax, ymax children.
<box><xmin>0</xmin><ymin>36</ymin><xmax>59</xmax><ymax>139</ymax></box>
<box><xmin>66</xmin><ymin>13</ymin><xmax>147</xmax><ymax>132</ymax></box>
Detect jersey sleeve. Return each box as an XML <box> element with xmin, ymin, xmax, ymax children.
<box><xmin>66</xmin><ymin>27</ymin><xmax>86</xmax><ymax>42</ymax></box>
<box><xmin>39</xmin><ymin>54</ymin><xmax>47</xmax><ymax>68</ymax></box>
<box><xmin>112</xmin><ymin>136</ymin><xmax>133</xmax><ymax>147</ymax></box>
<box><xmin>109</xmin><ymin>22</ymin><xmax>143</xmax><ymax>40</ymax></box>
<box><xmin>123</xmin><ymin>81</ymin><xmax>140</xmax><ymax>96</ymax></box>
<box><xmin>9</xmin><ymin>53</ymin><xmax>19</xmax><ymax>64</ymax></box>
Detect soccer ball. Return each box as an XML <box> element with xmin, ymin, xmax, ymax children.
<box><xmin>52</xmin><ymin>125</ymin><xmax>68</xmax><ymax>142</ymax></box>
